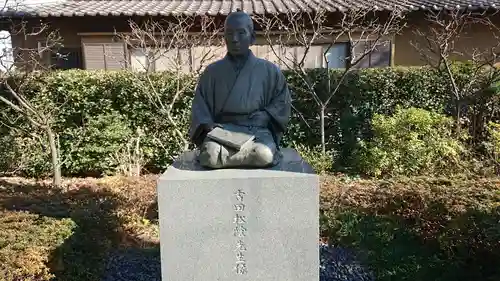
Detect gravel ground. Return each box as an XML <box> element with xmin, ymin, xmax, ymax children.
<box><xmin>101</xmin><ymin>244</ymin><xmax>373</xmax><ymax>281</ymax></box>
<box><xmin>319</xmin><ymin>244</ymin><xmax>374</xmax><ymax>281</ymax></box>
<box><xmin>101</xmin><ymin>248</ymin><xmax>161</xmax><ymax>281</ymax></box>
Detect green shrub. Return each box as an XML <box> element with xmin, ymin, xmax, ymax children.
<box><xmin>1</xmin><ymin>70</ymin><xmax>195</xmax><ymax>176</ymax></box>
<box><xmin>0</xmin><ymin>63</ymin><xmax>498</xmax><ymax>177</ymax></box>
<box><xmin>484</xmin><ymin>122</ymin><xmax>500</xmax><ymax>173</ymax></box>
<box><xmin>354</xmin><ymin>107</ymin><xmax>468</xmax><ymax>177</ymax></box>
<box><xmin>60</xmin><ymin>111</ymin><xmax>134</xmax><ymax>176</ymax></box>
<box><xmin>0</xmin><ymin>131</ymin><xmax>52</xmax><ymax>178</ymax></box>
<box><xmin>486</xmin><ymin>121</ymin><xmax>500</xmax><ymax>154</ymax></box>
<box><xmin>292</xmin><ymin>143</ymin><xmax>334</xmax><ymax>174</ymax></box>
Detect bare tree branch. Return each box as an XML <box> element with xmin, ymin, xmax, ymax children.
<box><xmin>254</xmin><ymin>8</ymin><xmax>406</xmax><ymax>154</ymax></box>
<box><xmin>410</xmin><ymin>8</ymin><xmax>500</xmax><ymax>139</ymax></box>
<box><xmin>0</xmin><ymin>16</ymin><xmax>63</xmax><ymax>186</ymax></box>
<box><xmin>113</xmin><ymin>16</ymin><xmax>224</xmax><ymax>154</ymax></box>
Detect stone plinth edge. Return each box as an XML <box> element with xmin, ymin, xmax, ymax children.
<box><xmin>160</xmin><ymin>148</ymin><xmax>316</xmax><ymax>181</ymax></box>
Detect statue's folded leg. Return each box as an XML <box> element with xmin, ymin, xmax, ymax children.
<box><xmin>198</xmin><ymin>140</ymin><xmax>224</xmax><ymax>168</ymax></box>
<box><xmin>226</xmin><ymin>129</ymin><xmax>277</xmax><ymax>168</ymax></box>
<box><xmin>198</xmin><ymin>139</ymin><xmax>240</xmax><ymax>168</ymax></box>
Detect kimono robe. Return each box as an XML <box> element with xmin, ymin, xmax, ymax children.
<box><xmin>188</xmin><ymin>50</ymin><xmax>292</xmax><ymax>168</ymax></box>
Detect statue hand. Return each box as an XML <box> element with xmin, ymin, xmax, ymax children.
<box><xmin>205</xmin><ymin>123</ymin><xmax>222</xmax><ymax>132</ymax></box>
<box><xmin>206</xmin><ymin>123</ymin><xmax>222</xmax><ymax>131</ymax></box>
<box><xmin>193</xmin><ymin>123</ymin><xmax>221</xmax><ymax>147</ymax></box>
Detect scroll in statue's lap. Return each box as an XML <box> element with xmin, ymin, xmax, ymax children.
<box><xmin>198</xmin><ymin>125</ymin><xmax>277</xmax><ymax>168</ymax></box>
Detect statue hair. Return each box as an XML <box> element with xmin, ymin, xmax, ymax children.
<box><xmin>225</xmin><ymin>9</ymin><xmax>255</xmax><ymax>34</ymax></box>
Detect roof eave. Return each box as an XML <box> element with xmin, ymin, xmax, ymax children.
<box><xmin>1</xmin><ymin>4</ymin><xmax>499</xmax><ymax>19</ymax></box>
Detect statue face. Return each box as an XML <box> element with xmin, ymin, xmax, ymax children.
<box><xmin>224</xmin><ymin>14</ymin><xmax>254</xmax><ymax>56</ymax></box>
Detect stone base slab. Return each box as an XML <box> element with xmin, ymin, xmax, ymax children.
<box><xmin>157</xmin><ymin>148</ymin><xmax>319</xmax><ymax>281</ymax></box>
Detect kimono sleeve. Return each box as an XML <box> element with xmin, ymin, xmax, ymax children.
<box><xmin>188</xmin><ymin>68</ymin><xmax>214</xmax><ymax>143</ymax></box>
<box><xmin>263</xmin><ymin>65</ymin><xmax>292</xmax><ymax>136</ymax></box>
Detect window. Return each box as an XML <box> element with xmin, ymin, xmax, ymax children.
<box><xmin>351</xmin><ymin>40</ymin><xmax>391</xmax><ymax>68</ymax></box>
<box><xmin>321</xmin><ymin>40</ymin><xmax>392</xmax><ymax>69</ymax></box>
<box><xmin>323</xmin><ymin>43</ymin><xmax>349</xmax><ymax>68</ymax></box>
<box><xmin>154</xmin><ymin>48</ymin><xmax>191</xmax><ymax>72</ymax></box>
<box><xmin>36</xmin><ymin>40</ymin><xmax>83</xmax><ymax>70</ymax></box>
<box><xmin>129</xmin><ymin>48</ymin><xmax>153</xmax><ymax>72</ymax></box>
<box><xmin>129</xmin><ymin>47</ymin><xmax>194</xmax><ymax>73</ymax></box>
<box><xmin>50</xmin><ymin>47</ymin><xmax>83</xmax><ymax>70</ymax></box>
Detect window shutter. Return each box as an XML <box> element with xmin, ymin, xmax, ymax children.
<box><xmin>289</xmin><ymin>45</ymin><xmax>323</xmax><ymax>69</ymax></box>
<box><xmin>265</xmin><ymin>45</ymin><xmax>284</xmax><ymax>68</ymax></box>
<box><xmin>83</xmin><ymin>44</ymin><xmax>106</xmax><ymax>70</ymax></box>
<box><xmin>177</xmin><ymin>48</ymin><xmax>191</xmax><ymax>73</ymax></box>
<box><xmin>103</xmin><ymin>43</ymin><xmax>126</xmax><ymax>70</ymax></box>
<box><xmin>192</xmin><ymin>45</ymin><xmax>225</xmax><ymax>71</ymax></box>
<box><xmin>82</xmin><ymin>40</ymin><xmax>126</xmax><ymax>70</ymax></box>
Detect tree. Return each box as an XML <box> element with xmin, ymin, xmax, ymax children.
<box><xmin>253</xmin><ymin>8</ymin><xmax>406</xmax><ymax>155</ymax></box>
<box><xmin>114</xmin><ymin>16</ymin><xmax>224</xmax><ymax>164</ymax></box>
<box><xmin>0</xmin><ymin>13</ymin><xmax>64</xmax><ymax>186</ymax></box>
<box><xmin>411</xmin><ymin>8</ymin><xmax>500</xmax><ymax>142</ymax></box>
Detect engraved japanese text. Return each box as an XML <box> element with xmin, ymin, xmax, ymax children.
<box><xmin>233</xmin><ymin>189</ymin><xmax>248</xmax><ymax>275</ymax></box>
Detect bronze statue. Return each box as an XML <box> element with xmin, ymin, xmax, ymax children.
<box><xmin>188</xmin><ymin>10</ymin><xmax>291</xmax><ymax>169</ymax></box>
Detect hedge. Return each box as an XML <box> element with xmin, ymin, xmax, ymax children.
<box><xmin>0</xmin><ymin>64</ymin><xmax>498</xmax><ymax>177</ymax></box>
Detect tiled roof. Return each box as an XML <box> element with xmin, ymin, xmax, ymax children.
<box><xmin>2</xmin><ymin>0</ymin><xmax>500</xmax><ymax>17</ymax></box>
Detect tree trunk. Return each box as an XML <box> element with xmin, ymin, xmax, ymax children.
<box><xmin>46</xmin><ymin>127</ymin><xmax>61</xmax><ymax>187</ymax></box>
<box><xmin>134</xmin><ymin>129</ymin><xmax>142</xmax><ymax>177</ymax></box>
<box><xmin>320</xmin><ymin>106</ymin><xmax>326</xmax><ymax>155</ymax></box>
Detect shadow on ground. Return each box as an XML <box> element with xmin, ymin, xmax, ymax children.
<box><xmin>321</xmin><ymin>205</ymin><xmax>500</xmax><ymax>281</ymax></box>
<box><xmin>0</xmin><ymin>177</ymin><xmax>377</xmax><ymax>281</ymax></box>
<box><xmin>0</xmin><ymin>178</ymin><xmax>160</xmax><ymax>281</ymax></box>
<box><xmin>2</xmin><ymin>176</ymin><xmax>499</xmax><ymax>281</ymax></box>
<box><xmin>0</xmin><ymin>178</ymin><xmax>374</xmax><ymax>281</ymax></box>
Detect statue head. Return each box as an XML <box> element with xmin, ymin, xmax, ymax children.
<box><xmin>224</xmin><ymin>10</ymin><xmax>255</xmax><ymax>56</ymax></box>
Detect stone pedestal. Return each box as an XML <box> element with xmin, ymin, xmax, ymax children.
<box><xmin>157</xmin><ymin>148</ymin><xmax>319</xmax><ymax>281</ymax></box>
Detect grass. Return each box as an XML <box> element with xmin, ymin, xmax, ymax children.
<box><xmin>0</xmin><ymin>175</ymin><xmax>498</xmax><ymax>281</ymax></box>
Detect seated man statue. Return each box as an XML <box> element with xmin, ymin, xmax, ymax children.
<box><xmin>188</xmin><ymin>10</ymin><xmax>292</xmax><ymax>169</ymax></box>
